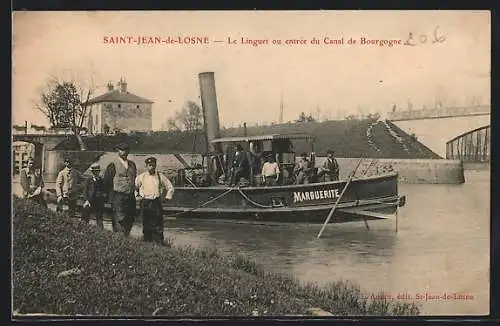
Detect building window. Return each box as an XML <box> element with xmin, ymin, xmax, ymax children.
<box><xmin>118</xmin><ymin>104</ymin><xmax>121</xmax><ymax>108</ymax></box>
<box><xmin>136</xmin><ymin>105</ymin><xmax>140</xmax><ymax>109</ymax></box>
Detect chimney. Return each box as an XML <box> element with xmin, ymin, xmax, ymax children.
<box><xmin>117</xmin><ymin>78</ymin><xmax>127</xmax><ymax>93</ymax></box>
<box><xmin>198</xmin><ymin>72</ymin><xmax>221</xmax><ymax>154</ymax></box>
<box><xmin>107</xmin><ymin>82</ymin><xmax>114</xmax><ymax>92</ymax></box>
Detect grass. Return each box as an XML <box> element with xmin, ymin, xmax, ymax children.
<box><xmin>54</xmin><ymin>119</ymin><xmax>439</xmax><ymax>158</ymax></box>
<box><xmin>12</xmin><ymin>198</ymin><xmax>420</xmax><ymax>317</ymax></box>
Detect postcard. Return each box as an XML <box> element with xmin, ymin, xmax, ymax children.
<box><xmin>12</xmin><ymin>10</ymin><xmax>490</xmax><ymax>318</ymax></box>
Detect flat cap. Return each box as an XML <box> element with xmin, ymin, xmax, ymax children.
<box><xmin>90</xmin><ymin>162</ymin><xmax>101</xmax><ymax>170</ymax></box>
<box><xmin>116</xmin><ymin>142</ymin><xmax>130</xmax><ymax>151</ymax></box>
<box><xmin>145</xmin><ymin>157</ymin><xmax>157</xmax><ymax>164</ymax></box>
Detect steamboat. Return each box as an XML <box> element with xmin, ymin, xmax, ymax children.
<box><xmin>160</xmin><ymin>72</ymin><xmax>406</xmax><ymax>230</ymax></box>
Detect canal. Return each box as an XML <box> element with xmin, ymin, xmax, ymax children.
<box><xmin>157</xmin><ymin>169</ymin><xmax>489</xmax><ymax>316</ymax></box>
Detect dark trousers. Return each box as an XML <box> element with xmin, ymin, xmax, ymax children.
<box><xmin>264</xmin><ymin>176</ymin><xmax>278</xmax><ymax>186</ymax></box>
<box><xmin>323</xmin><ymin>173</ymin><xmax>339</xmax><ymax>182</ymax></box>
<box><xmin>82</xmin><ymin>198</ymin><xmax>105</xmax><ymax>228</ymax></box>
<box><xmin>111</xmin><ymin>191</ymin><xmax>136</xmax><ymax>236</ymax></box>
<box><xmin>56</xmin><ymin>196</ymin><xmax>77</xmax><ymax>215</ymax></box>
<box><xmin>140</xmin><ymin>198</ymin><xmax>164</xmax><ymax>244</ymax></box>
<box><xmin>28</xmin><ymin>194</ymin><xmax>47</xmax><ymax>209</ymax></box>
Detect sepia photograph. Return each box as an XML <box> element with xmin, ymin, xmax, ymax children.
<box><xmin>11</xmin><ymin>10</ymin><xmax>490</xmax><ymax>318</ymax></box>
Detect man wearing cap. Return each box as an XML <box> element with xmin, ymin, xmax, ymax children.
<box><xmin>20</xmin><ymin>157</ymin><xmax>47</xmax><ymax>208</ymax></box>
<box><xmin>135</xmin><ymin>157</ymin><xmax>174</xmax><ymax>245</ymax></box>
<box><xmin>56</xmin><ymin>155</ymin><xmax>84</xmax><ymax>215</ymax></box>
<box><xmin>261</xmin><ymin>154</ymin><xmax>280</xmax><ymax>186</ymax></box>
<box><xmin>82</xmin><ymin>163</ymin><xmax>106</xmax><ymax>228</ymax></box>
<box><xmin>293</xmin><ymin>152</ymin><xmax>313</xmax><ymax>184</ymax></box>
<box><xmin>103</xmin><ymin>142</ymin><xmax>137</xmax><ymax>236</ymax></box>
<box><xmin>320</xmin><ymin>150</ymin><xmax>340</xmax><ymax>182</ymax></box>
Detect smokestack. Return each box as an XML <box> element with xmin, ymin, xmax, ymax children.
<box><xmin>198</xmin><ymin>72</ymin><xmax>221</xmax><ymax>153</ymax></box>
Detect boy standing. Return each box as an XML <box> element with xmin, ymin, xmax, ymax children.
<box><xmin>56</xmin><ymin>156</ymin><xmax>83</xmax><ymax>216</ymax></box>
<box><xmin>82</xmin><ymin>163</ymin><xmax>106</xmax><ymax>228</ymax></box>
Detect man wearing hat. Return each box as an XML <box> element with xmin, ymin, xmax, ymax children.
<box><xmin>320</xmin><ymin>150</ymin><xmax>340</xmax><ymax>182</ymax></box>
<box><xmin>82</xmin><ymin>163</ymin><xmax>106</xmax><ymax>228</ymax></box>
<box><xmin>56</xmin><ymin>155</ymin><xmax>84</xmax><ymax>215</ymax></box>
<box><xmin>103</xmin><ymin>142</ymin><xmax>138</xmax><ymax>236</ymax></box>
<box><xmin>135</xmin><ymin>156</ymin><xmax>174</xmax><ymax>245</ymax></box>
<box><xmin>261</xmin><ymin>154</ymin><xmax>280</xmax><ymax>186</ymax></box>
<box><xmin>293</xmin><ymin>152</ymin><xmax>313</xmax><ymax>184</ymax></box>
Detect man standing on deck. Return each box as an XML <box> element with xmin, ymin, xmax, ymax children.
<box><xmin>294</xmin><ymin>153</ymin><xmax>312</xmax><ymax>184</ymax></box>
<box><xmin>320</xmin><ymin>150</ymin><xmax>340</xmax><ymax>182</ymax></box>
<box><xmin>56</xmin><ymin>156</ymin><xmax>84</xmax><ymax>216</ymax></box>
<box><xmin>103</xmin><ymin>143</ymin><xmax>137</xmax><ymax>237</ymax></box>
<box><xmin>20</xmin><ymin>157</ymin><xmax>47</xmax><ymax>208</ymax></box>
<box><xmin>135</xmin><ymin>157</ymin><xmax>175</xmax><ymax>245</ymax></box>
<box><xmin>261</xmin><ymin>154</ymin><xmax>280</xmax><ymax>186</ymax></box>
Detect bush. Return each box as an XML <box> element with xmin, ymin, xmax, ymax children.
<box><xmin>13</xmin><ymin>198</ymin><xmax>420</xmax><ymax>316</ymax></box>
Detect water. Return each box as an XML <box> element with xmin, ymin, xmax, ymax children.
<box><xmin>159</xmin><ymin>170</ymin><xmax>490</xmax><ymax>316</ymax></box>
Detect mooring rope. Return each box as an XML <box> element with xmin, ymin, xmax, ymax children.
<box><xmin>237</xmin><ymin>187</ymin><xmax>275</xmax><ymax>208</ymax></box>
<box><xmin>164</xmin><ymin>186</ymin><xmax>236</xmax><ymax>218</ymax></box>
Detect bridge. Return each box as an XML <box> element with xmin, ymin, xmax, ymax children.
<box><xmin>12</xmin><ymin>133</ymin><xmax>75</xmax><ymax>170</ymax></box>
<box><xmin>387</xmin><ymin>105</ymin><xmax>490</xmax><ymax>161</ymax></box>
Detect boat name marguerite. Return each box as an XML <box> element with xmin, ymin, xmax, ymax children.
<box><xmin>293</xmin><ymin>188</ymin><xmax>340</xmax><ymax>203</ymax></box>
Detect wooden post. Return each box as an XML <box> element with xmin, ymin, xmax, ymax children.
<box><xmin>395</xmin><ymin>208</ymin><xmax>399</xmax><ymax>233</ymax></box>
<box><xmin>317</xmin><ymin>157</ymin><xmax>363</xmax><ymax>239</ymax></box>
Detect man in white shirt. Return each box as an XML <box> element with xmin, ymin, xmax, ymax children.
<box><xmin>56</xmin><ymin>156</ymin><xmax>84</xmax><ymax>215</ymax></box>
<box><xmin>135</xmin><ymin>156</ymin><xmax>174</xmax><ymax>245</ymax></box>
<box><xmin>261</xmin><ymin>154</ymin><xmax>280</xmax><ymax>186</ymax></box>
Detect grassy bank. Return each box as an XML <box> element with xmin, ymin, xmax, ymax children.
<box><xmin>13</xmin><ymin>198</ymin><xmax>420</xmax><ymax>317</ymax></box>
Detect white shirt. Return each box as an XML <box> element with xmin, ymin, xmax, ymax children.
<box><xmin>261</xmin><ymin>162</ymin><xmax>280</xmax><ymax>177</ymax></box>
<box><xmin>135</xmin><ymin>171</ymin><xmax>174</xmax><ymax>200</ymax></box>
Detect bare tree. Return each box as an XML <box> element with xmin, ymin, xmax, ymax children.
<box><xmin>34</xmin><ymin>73</ymin><xmax>95</xmax><ymax>150</ymax></box>
<box><xmin>167</xmin><ymin>101</ymin><xmax>203</xmax><ymax>132</ymax></box>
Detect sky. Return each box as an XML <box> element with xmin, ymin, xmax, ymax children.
<box><xmin>12</xmin><ymin>11</ymin><xmax>490</xmax><ymax>130</ymax></box>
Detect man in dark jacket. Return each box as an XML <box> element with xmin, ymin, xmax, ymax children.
<box><xmin>103</xmin><ymin>143</ymin><xmax>137</xmax><ymax>236</ymax></box>
<box><xmin>82</xmin><ymin>163</ymin><xmax>106</xmax><ymax>228</ymax></box>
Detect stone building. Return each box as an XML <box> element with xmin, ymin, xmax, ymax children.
<box><xmin>85</xmin><ymin>78</ymin><xmax>154</xmax><ymax>134</ymax></box>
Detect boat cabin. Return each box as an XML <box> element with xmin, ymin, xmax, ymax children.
<box><xmin>175</xmin><ymin>134</ymin><xmax>315</xmax><ymax>187</ymax></box>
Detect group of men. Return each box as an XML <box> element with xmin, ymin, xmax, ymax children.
<box><xmin>293</xmin><ymin>150</ymin><xmax>340</xmax><ymax>184</ymax></box>
<box><xmin>19</xmin><ymin>142</ymin><xmax>174</xmax><ymax>246</ymax></box>
<box><xmin>218</xmin><ymin>145</ymin><xmax>340</xmax><ymax>186</ymax></box>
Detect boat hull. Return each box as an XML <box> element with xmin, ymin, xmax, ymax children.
<box><xmin>41</xmin><ymin>172</ymin><xmax>404</xmax><ymax>225</ymax></box>
<box><xmin>162</xmin><ymin>172</ymin><xmax>404</xmax><ymax>224</ymax></box>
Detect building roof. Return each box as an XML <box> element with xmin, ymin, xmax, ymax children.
<box><xmin>211</xmin><ymin>133</ymin><xmax>315</xmax><ymax>143</ymax></box>
<box><xmin>85</xmin><ymin>90</ymin><xmax>154</xmax><ymax>105</ymax></box>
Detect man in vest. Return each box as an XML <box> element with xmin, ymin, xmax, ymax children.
<box><xmin>82</xmin><ymin>163</ymin><xmax>106</xmax><ymax>228</ymax></box>
<box><xmin>135</xmin><ymin>157</ymin><xmax>174</xmax><ymax>245</ymax></box>
<box><xmin>321</xmin><ymin>150</ymin><xmax>340</xmax><ymax>182</ymax></box>
<box><xmin>56</xmin><ymin>155</ymin><xmax>84</xmax><ymax>215</ymax></box>
<box><xmin>103</xmin><ymin>143</ymin><xmax>137</xmax><ymax>236</ymax></box>
<box><xmin>20</xmin><ymin>157</ymin><xmax>47</xmax><ymax>208</ymax></box>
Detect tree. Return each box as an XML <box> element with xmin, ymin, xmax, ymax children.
<box><xmin>34</xmin><ymin>75</ymin><xmax>95</xmax><ymax>150</ymax></box>
<box><xmin>168</xmin><ymin>101</ymin><xmax>203</xmax><ymax>132</ymax></box>
<box><xmin>296</xmin><ymin>112</ymin><xmax>315</xmax><ymax>123</ymax></box>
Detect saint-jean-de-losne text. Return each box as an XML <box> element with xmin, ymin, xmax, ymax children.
<box><xmin>103</xmin><ymin>36</ymin><xmax>210</xmax><ymax>45</ymax></box>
